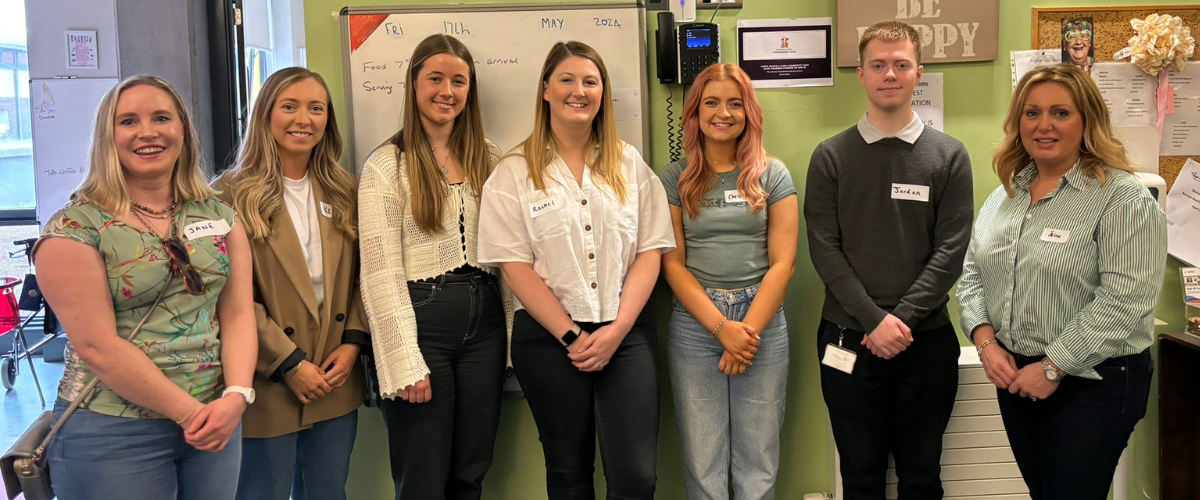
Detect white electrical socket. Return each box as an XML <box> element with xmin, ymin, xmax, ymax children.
<box><xmin>669</xmin><ymin>0</ymin><xmax>696</xmax><ymax>22</ymax></box>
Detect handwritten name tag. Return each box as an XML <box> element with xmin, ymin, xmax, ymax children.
<box><xmin>184</xmin><ymin>219</ymin><xmax>232</xmax><ymax>240</ymax></box>
<box><xmin>529</xmin><ymin>197</ymin><xmax>562</xmax><ymax>219</ymax></box>
<box><xmin>891</xmin><ymin>183</ymin><xmax>930</xmax><ymax>202</ymax></box>
<box><xmin>724</xmin><ymin>190</ymin><xmax>745</xmax><ymax>204</ymax></box>
<box><xmin>1040</xmin><ymin>228</ymin><xmax>1071</xmax><ymax>243</ymax></box>
<box><xmin>320</xmin><ymin>202</ymin><xmax>333</xmax><ymax>218</ymax></box>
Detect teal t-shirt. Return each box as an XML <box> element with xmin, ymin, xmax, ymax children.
<box><xmin>659</xmin><ymin>158</ymin><xmax>795</xmax><ymax>289</ymax></box>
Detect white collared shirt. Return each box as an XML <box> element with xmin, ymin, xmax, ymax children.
<box><xmin>856</xmin><ymin>111</ymin><xmax>925</xmax><ymax>144</ymax></box>
<box><xmin>478</xmin><ymin>142</ymin><xmax>675</xmax><ymax>322</ymax></box>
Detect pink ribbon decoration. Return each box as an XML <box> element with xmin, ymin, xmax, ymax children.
<box><xmin>1156</xmin><ymin>69</ymin><xmax>1175</xmax><ymax>138</ymax></box>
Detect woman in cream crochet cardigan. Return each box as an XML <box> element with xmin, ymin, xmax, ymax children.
<box><xmin>357</xmin><ymin>34</ymin><xmax>508</xmax><ymax>500</ymax></box>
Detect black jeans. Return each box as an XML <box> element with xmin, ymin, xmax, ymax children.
<box><xmin>511</xmin><ymin>306</ymin><xmax>660</xmax><ymax>500</ymax></box>
<box><xmin>374</xmin><ymin>270</ymin><xmax>507</xmax><ymax>500</ymax></box>
<box><xmin>817</xmin><ymin>319</ymin><xmax>960</xmax><ymax>500</ymax></box>
<box><xmin>996</xmin><ymin>345</ymin><xmax>1152</xmax><ymax>500</ymax></box>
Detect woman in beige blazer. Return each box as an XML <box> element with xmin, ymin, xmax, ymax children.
<box><xmin>213</xmin><ymin>67</ymin><xmax>369</xmax><ymax>500</ymax></box>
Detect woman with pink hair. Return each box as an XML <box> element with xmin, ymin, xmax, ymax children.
<box><xmin>659</xmin><ymin>63</ymin><xmax>798</xmax><ymax>500</ymax></box>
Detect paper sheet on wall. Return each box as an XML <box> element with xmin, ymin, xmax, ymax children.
<box><xmin>1090</xmin><ymin>63</ymin><xmax>1158</xmax><ymax>129</ymax></box>
<box><xmin>1011</xmin><ymin>50</ymin><xmax>1061</xmax><ymax>89</ymax></box>
<box><xmin>1166</xmin><ymin>158</ymin><xmax>1200</xmax><ymax>266</ymax></box>
<box><xmin>912</xmin><ymin>73</ymin><xmax>943</xmax><ymax>132</ymax></box>
<box><xmin>1161</xmin><ymin>62</ymin><xmax>1200</xmax><ymax>156</ymax></box>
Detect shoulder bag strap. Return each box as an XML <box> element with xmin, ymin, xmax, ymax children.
<box><xmin>31</xmin><ymin>254</ymin><xmax>178</xmax><ymax>460</ymax></box>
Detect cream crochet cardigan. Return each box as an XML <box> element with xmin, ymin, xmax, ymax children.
<box><xmin>358</xmin><ymin>141</ymin><xmax>512</xmax><ymax>399</ymax></box>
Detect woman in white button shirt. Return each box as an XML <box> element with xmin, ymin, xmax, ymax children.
<box><xmin>358</xmin><ymin>34</ymin><xmax>508</xmax><ymax>500</ymax></box>
<box><xmin>478</xmin><ymin>41</ymin><xmax>675</xmax><ymax>500</ymax></box>
<box><xmin>213</xmin><ymin>67</ymin><xmax>369</xmax><ymax>500</ymax></box>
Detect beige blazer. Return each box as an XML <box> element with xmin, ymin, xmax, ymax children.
<box><xmin>214</xmin><ymin>176</ymin><xmax>368</xmax><ymax>439</ymax></box>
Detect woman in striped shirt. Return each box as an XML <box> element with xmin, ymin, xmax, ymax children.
<box><xmin>957</xmin><ymin>64</ymin><xmax>1167</xmax><ymax>499</ymax></box>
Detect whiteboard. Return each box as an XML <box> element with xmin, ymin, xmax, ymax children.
<box><xmin>340</xmin><ymin>2</ymin><xmax>649</xmax><ymax>169</ymax></box>
<box><xmin>30</xmin><ymin>77</ymin><xmax>118</xmax><ymax>224</ymax></box>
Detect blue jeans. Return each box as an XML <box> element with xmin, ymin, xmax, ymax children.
<box><xmin>668</xmin><ymin>283</ymin><xmax>789</xmax><ymax>500</ymax></box>
<box><xmin>47</xmin><ymin>399</ymin><xmax>242</xmax><ymax>500</ymax></box>
<box><xmin>235</xmin><ymin>410</ymin><xmax>359</xmax><ymax>500</ymax></box>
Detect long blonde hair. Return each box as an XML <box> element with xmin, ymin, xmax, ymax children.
<box><xmin>389</xmin><ymin>34</ymin><xmax>494</xmax><ymax>234</ymax></box>
<box><xmin>217</xmin><ymin>67</ymin><xmax>356</xmax><ymax>240</ymax></box>
<box><xmin>519</xmin><ymin>41</ymin><xmax>626</xmax><ymax>203</ymax></box>
<box><xmin>993</xmin><ymin>64</ymin><xmax>1136</xmax><ymax>196</ymax></box>
<box><xmin>678</xmin><ymin>64</ymin><xmax>769</xmax><ymax>218</ymax></box>
<box><xmin>73</xmin><ymin>75</ymin><xmax>213</xmax><ymax>214</ymax></box>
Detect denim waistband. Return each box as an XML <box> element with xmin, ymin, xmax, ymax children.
<box><xmin>705</xmin><ymin>282</ymin><xmax>761</xmax><ymax>306</ymax></box>
<box><xmin>413</xmin><ymin>269</ymin><xmax>494</xmax><ymax>286</ymax></box>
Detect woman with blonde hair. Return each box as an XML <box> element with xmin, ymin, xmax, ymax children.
<box><xmin>35</xmin><ymin>75</ymin><xmax>256</xmax><ymax>499</ymax></box>
<box><xmin>213</xmin><ymin>67</ymin><xmax>368</xmax><ymax>500</ymax></box>
<box><xmin>358</xmin><ymin>34</ymin><xmax>507</xmax><ymax>500</ymax></box>
<box><xmin>659</xmin><ymin>63</ymin><xmax>797</xmax><ymax>500</ymax></box>
<box><xmin>958</xmin><ymin>64</ymin><xmax>1166</xmax><ymax>499</ymax></box>
<box><xmin>478</xmin><ymin>41</ymin><xmax>675</xmax><ymax>499</ymax></box>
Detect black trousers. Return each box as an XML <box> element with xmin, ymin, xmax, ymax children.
<box><xmin>996</xmin><ymin>345</ymin><xmax>1152</xmax><ymax>500</ymax></box>
<box><xmin>511</xmin><ymin>306</ymin><xmax>660</xmax><ymax>500</ymax></box>
<box><xmin>374</xmin><ymin>271</ymin><xmax>507</xmax><ymax>500</ymax></box>
<box><xmin>817</xmin><ymin>319</ymin><xmax>960</xmax><ymax>500</ymax></box>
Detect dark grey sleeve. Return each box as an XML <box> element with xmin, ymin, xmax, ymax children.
<box><xmin>891</xmin><ymin>143</ymin><xmax>975</xmax><ymax>328</ymax></box>
<box><xmin>803</xmin><ymin>144</ymin><xmax>889</xmax><ymax>332</ymax></box>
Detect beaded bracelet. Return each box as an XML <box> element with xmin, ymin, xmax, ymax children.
<box><xmin>976</xmin><ymin>338</ymin><xmax>998</xmax><ymax>356</ymax></box>
<box><xmin>712</xmin><ymin>317</ymin><xmax>727</xmax><ymax>336</ymax></box>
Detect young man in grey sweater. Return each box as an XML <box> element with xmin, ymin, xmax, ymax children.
<box><xmin>804</xmin><ymin>21</ymin><xmax>974</xmax><ymax>500</ymax></box>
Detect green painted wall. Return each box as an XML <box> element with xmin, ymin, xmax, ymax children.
<box><xmin>304</xmin><ymin>0</ymin><xmax>1192</xmax><ymax>498</ymax></box>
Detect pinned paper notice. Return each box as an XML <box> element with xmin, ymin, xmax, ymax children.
<box><xmin>1166</xmin><ymin>158</ymin><xmax>1200</xmax><ymax>266</ymax></box>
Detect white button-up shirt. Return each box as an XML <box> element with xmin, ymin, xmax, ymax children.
<box><xmin>478</xmin><ymin>142</ymin><xmax>675</xmax><ymax>322</ymax></box>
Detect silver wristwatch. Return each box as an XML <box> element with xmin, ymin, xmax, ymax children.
<box><xmin>1041</xmin><ymin>358</ymin><xmax>1062</xmax><ymax>383</ymax></box>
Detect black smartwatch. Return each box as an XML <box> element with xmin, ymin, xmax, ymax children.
<box><xmin>559</xmin><ymin>323</ymin><xmax>582</xmax><ymax>350</ymax></box>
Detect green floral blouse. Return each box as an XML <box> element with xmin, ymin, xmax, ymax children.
<box><xmin>35</xmin><ymin>198</ymin><xmax>236</xmax><ymax>419</ymax></box>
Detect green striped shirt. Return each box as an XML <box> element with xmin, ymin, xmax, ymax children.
<box><xmin>958</xmin><ymin>162</ymin><xmax>1167</xmax><ymax>379</ymax></box>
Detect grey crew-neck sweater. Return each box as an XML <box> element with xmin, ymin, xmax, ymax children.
<box><xmin>804</xmin><ymin>125</ymin><xmax>974</xmax><ymax>333</ymax></box>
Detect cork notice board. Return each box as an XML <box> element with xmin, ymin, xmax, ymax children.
<box><xmin>1034</xmin><ymin>6</ymin><xmax>1200</xmax><ymax>189</ymax></box>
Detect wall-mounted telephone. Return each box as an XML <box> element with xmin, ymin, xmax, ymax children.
<box><xmin>656</xmin><ymin>12</ymin><xmax>720</xmax><ymax>86</ymax></box>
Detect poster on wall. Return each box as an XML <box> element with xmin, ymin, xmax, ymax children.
<box><xmin>65</xmin><ymin>31</ymin><xmax>97</xmax><ymax>69</ymax></box>
<box><xmin>912</xmin><ymin>73</ymin><xmax>943</xmax><ymax>131</ymax></box>
<box><xmin>736</xmin><ymin>18</ymin><xmax>833</xmax><ymax>88</ymax></box>
<box><xmin>836</xmin><ymin>0</ymin><xmax>998</xmax><ymax>67</ymax></box>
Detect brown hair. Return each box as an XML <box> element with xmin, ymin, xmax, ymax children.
<box><xmin>388</xmin><ymin>34</ymin><xmax>494</xmax><ymax>234</ymax></box>
<box><xmin>992</xmin><ymin>64</ymin><xmax>1136</xmax><ymax>197</ymax></box>
<box><xmin>858</xmin><ymin>21</ymin><xmax>923</xmax><ymax>66</ymax></box>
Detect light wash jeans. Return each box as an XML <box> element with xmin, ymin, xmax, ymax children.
<box><xmin>47</xmin><ymin>398</ymin><xmax>243</xmax><ymax>500</ymax></box>
<box><xmin>668</xmin><ymin>283</ymin><xmax>789</xmax><ymax>500</ymax></box>
<box><xmin>235</xmin><ymin>410</ymin><xmax>359</xmax><ymax>500</ymax></box>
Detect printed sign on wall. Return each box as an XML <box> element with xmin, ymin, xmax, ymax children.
<box><xmin>836</xmin><ymin>0</ymin><xmax>998</xmax><ymax>67</ymax></box>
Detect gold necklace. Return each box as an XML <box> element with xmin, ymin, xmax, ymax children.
<box><xmin>130</xmin><ymin>206</ymin><xmax>176</xmax><ymax>240</ymax></box>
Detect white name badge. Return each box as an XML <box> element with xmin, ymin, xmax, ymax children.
<box><xmin>528</xmin><ymin>197</ymin><xmax>562</xmax><ymax>219</ymax></box>
<box><xmin>891</xmin><ymin>183</ymin><xmax>930</xmax><ymax>202</ymax></box>
<box><xmin>184</xmin><ymin>219</ymin><xmax>232</xmax><ymax>240</ymax></box>
<box><xmin>1040</xmin><ymin>228</ymin><xmax>1071</xmax><ymax>243</ymax></box>
<box><xmin>320</xmin><ymin>202</ymin><xmax>333</xmax><ymax>218</ymax></box>
<box><xmin>822</xmin><ymin>344</ymin><xmax>857</xmax><ymax>374</ymax></box>
<box><xmin>724</xmin><ymin>190</ymin><xmax>745</xmax><ymax>204</ymax></box>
